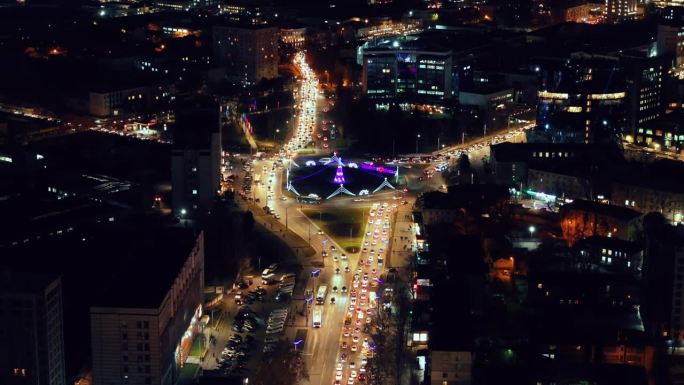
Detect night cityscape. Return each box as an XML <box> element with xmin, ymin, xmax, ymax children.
<box><xmin>4</xmin><ymin>0</ymin><xmax>684</xmax><ymax>385</ymax></box>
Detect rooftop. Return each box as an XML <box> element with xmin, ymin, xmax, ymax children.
<box><xmin>0</xmin><ymin>270</ymin><xmax>60</xmax><ymax>295</ymax></box>
<box><xmin>562</xmin><ymin>200</ymin><xmax>642</xmax><ymax>222</ymax></box>
<box><xmin>576</xmin><ymin>236</ymin><xmax>642</xmax><ymax>253</ymax></box>
<box><xmin>91</xmin><ymin>223</ymin><xmax>199</xmax><ymax>309</ymax></box>
<box><xmin>173</xmin><ymin>96</ymin><xmax>220</xmax><ymax>150</ymax></box>
<box><xmin>613</xmin><ymin>159</ymin><xmax>684</xmax><ymax>195</ymax></box>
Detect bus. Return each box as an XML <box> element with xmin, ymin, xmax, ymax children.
<box><xmin>315</xmin><ymin>285</ymin><xmax>328</xmax><ymax>305</ymax></box>
<box><xmin>313</xmin><ymin>308</ymin><xmax>322</xmax><ymax>328</ymax></box>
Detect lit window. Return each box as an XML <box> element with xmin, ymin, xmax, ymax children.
<box><xmin>192</xmin><ymin>189</ymin><xmax>198</xmax><ymax>195</ymax></box>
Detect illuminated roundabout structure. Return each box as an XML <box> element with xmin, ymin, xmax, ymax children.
<box><xmin>285</xmin><ymin>153</ymin><xmax>401</xmax><ymax>201</ymax></box>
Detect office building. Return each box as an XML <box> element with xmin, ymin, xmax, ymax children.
<box><xmin>0</xmin><ymin>272</ymin><xmax>65</xmax><ymax>385</ymax></box>
<box><xmin>90</xmin><ymin>229</ymin><xmax>205</xmax><ymax>385</ymax></box>
<box><xmin>362</xmin><ymin>42</ymin><xmax>452</xmax><ymax>102</ymax></box>
<box><xmin>656</xmin><ymin>23</ymin><xmax>684</xmax><ymax>68</ymax></box>
<box><xmin>89</xmin><ymin>85</ymin><xmax>152</xmax><ymax>118</ymax></box>
<box><xmin>213</xmin><ymin>23</ymin><xmax>278</xmax><ymax>84</ymax></box>
<box><xmin>622</xmin><ymin>53</ymin><xmax>666</xmax><ymax>139</ymax></box>
<box><xmin>605</xmin><ymin>0</ymin><xmax>637</xmax><ymax>23</ymax></box>
<box><xmin>534</xmin><ymin>53</ymin><xmax>626</xmax><ymax>144</ymax></box>
<box><xmin>171</xmin><ymin>98</ymin><xmax>222</xmax><ymax>217</ymax></box>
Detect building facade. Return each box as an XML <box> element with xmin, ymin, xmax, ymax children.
<box><xmin>534</xmin><ymin>53</ymin><xmax>626</xmax><ymax>144</ymax></box>
<box><xmin>279</xmin><ymin>27</ymin><xmax>306</xmax><ymax>48</ymax></box>
<box><xmin>89</xmin><ymin>86</ymin><xmax>152</xmax><ymax>117</ymax></box>
<box><xmin>430</xmin><ymin>351</ymin><xmax>472</xmax><ymax>385</ymax></box>
<box><xmin>90</xmin><ymin>232</ymin><xmax>205</xmax><ymax>385</ymax></box>
<box><xmin>623</xmin><ymin>54</ymin><xmax>666</xmax><ymax>140</ymax></box>
<box><xmin>171</xmin><ymin>99</ymin><xmax>222</xmax><ymax>217</ymax></box>
<box><xmin>605</xmin><ymin>0</ymin><xmax>637</xmax><ymax>23</ymax></box>
<box><xmin>363</xmin><ymin>48</ymin><xmax>453</xmax><ymax>102</ymax></box>
<box><xmin>0</xmin><ymin>273</ymin><xmax>65</xmax><ymax>385</ymax></box>
<box><xmin>213</xmin><ymin>24</ymin><xmax>278</xmax><ymax>84</ymax></box>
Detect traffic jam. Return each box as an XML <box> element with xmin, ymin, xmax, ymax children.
<box><xmin>283</xmin><ymin>51</ymin><xmax>319</xmax><ymax>156</ymax></box>
<box><xmin>326</xmin><ymin>201</ymin><xmax>397</xmax><ymax>385</ymax></box>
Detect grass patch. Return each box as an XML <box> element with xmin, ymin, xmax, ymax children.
<box><xmin>189</xmin><ymin>335</ymin><xmax>205</xmax><ymax>357</ymax></box>
<box><xmin>302</xmin><ymin>207</ymin><xmax>369</xmax><ymax>253</ymax></box>
<box><xmin>177</xmin><ymin>363</ymin><xmax>200</xmax><ymax>385</ymax></box>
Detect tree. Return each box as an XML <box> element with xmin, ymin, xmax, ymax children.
<box><xmin>254</xmin><ymin>340</ymin><xmax>309</xmax><ymax>385</ymax></box>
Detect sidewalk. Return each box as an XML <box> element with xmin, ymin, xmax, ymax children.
<box><xmin>387</xmin><ymin>200</ymin><xmax>416</xmax><ymax>268</ymax></box>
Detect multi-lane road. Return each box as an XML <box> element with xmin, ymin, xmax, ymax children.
<box><xmin>237</xmin><ymin>52</ymin><xmax>534</xmax><ymax>385</ymax></box>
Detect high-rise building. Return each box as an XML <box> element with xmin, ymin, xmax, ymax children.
<box><xmin>90</xmin><ymin>230</ymin><xmax>205</xmax><ymax>385</ymax></box>
<box><xmin>605</xmin><ymin>0</ymin><xmax>637</xmax><ymax>23</ymax></box>
<box><xmin>534</xmin><ymin>53</ymin><xmax>626</xmax><ymax>144</ymax></box>
<box><xmin>0</xmin><ymin>272</ymin><xmax>65</xmax><ymax>385</ymax></box>
<box><xmin>657</xmin><ymin>22</ymin><xmax>684</xmax><ymax>68</ymax></box>
<box><xmin>362</xmin><ymin>43</ymin><xmax>453</xmax><ymax>102</ymax></box>
<box><xmin>622</xmin><ymin>53</ymin><xmax>667</xmax><ymax>140</ymax></box>
<box><xmin>213</xmin><ymin>23</ymin><xmax>278</xmax><ymax>84</ymax></box>
<box><xmin>171</xmin><ymin>98</ymin><xmax>222</xmax><ymax>217</ymax></box>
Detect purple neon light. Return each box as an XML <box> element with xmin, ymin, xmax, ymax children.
<box><xmin>360</xmin><ymin>163</ymin><xmax>397</xmax><ymax>175</ymax></box>
<box><xmin>333</xmin><ymin>164</ymin><xmax>346</xmax><ymax>184</ymax></box>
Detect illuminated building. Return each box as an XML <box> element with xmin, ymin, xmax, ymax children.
<box><xmin>89</xmin><ymin>85</ymin><xmax>153</xmax><ymax>118</ymax></box>
<box><xmin>534</xmin><ymin>53</ymin><xmax>626</xmax><ymax>144</ymax></box>
<box><xmin>362</xmin><ymin>38</ymin><xmax>452</xmax><ymax>102</ymax></box>
<box><xmin>605</xmin><ymin>0</ymin><xmax>637</xmax><ymax>23</ymax></box>
<box><xmin>213</xmin><ymin>23</ymin><xmax>278</xmax><ymax>84</ymax></box>
<box><xmin>631</xmin><ymin>110</ymin><xmax>684</xmax><ymax>151</ymax></box>
<box><xmin>153</xmin><ymin>0</ymin><xmax>219</xmax><ymax>11</ymax></box>
<box><xmin>355</xmin><ymin>19</ymin><xmax>422</xmax><ymax>41</ymax></box>
<box><xmin>548</xmin><ymin>0</ymin><xmax>592</xmax><ymax>24</ymax></box>
<box><xmin>623</xmin><ymin>53</ymin><xmax>667</xmax><ymax>139</ymax></box>
<box><xmin>171</xmin><ymin>98</ymin><xmax>222</xmax><ymax>217</ymax></box>
<box><xmin>280</xmin><ymin>27</ymin><xmax>306</xmax><ymax>48</ymax></box>
<box><xmin>90</xmin><ymin>230</ymin><xmax>204</xmax><ymax>385</ymax></box>
<box><xmin>656</xmin><ymin>23</ymin><xmax>684</xmax><ymax>70</ymax></box>
<box><xmin>0</xmin><ymin>272</ymin><xmax>65</xmax><ymax>385</ymax></box>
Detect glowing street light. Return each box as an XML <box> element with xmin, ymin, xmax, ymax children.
<box><xmin>528</xmin><ymin>225</ymin><xmax>536</xmax><ymax>237</ymax></box>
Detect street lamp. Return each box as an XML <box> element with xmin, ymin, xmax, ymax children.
<box><xmin>273</xmin><ymin>128</ymin><xmax>280</xmax><ymax>143</ymax></box>
<box><xmin>528</xmin><ymin>225</ymin><xmax>536</xmax><ymax>237</ymax></box>
<box><xmin>416</xmin><ymin>134</ymin><xmax>421</xmax><ymax>154</ymax></box>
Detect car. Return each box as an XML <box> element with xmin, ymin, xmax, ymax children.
<box><xmin>351</xmin><ymin>370</ymin><xmax>358</xmax><ymax>379</ymax></box>
<box><xmin>341</xmin><ymin>286</ymin><xmax>348</xmax><ymax>293</ymax></box>
<box><xmin>347</xmin><ymin>378</ymin><xmax>354</xmax><ymax>385</ymax></box>
<box><xmin>349</xmin><ymin>362</ymin><xmax>356</xmax><ymax>369</ymax></box>
<box><xmin>352</xmin><ymin>335</ymin><xmax>359</xmax><ymax>343</ymax></box>
<box><xmin>280</xmin><ymin>273</ymin><xmax>295</xmax><ymax>281</ymax></box>
<box><xmin>344</xmin><ymin>266</ymin><xmax>350</xmax><ymax>273</ymax></box>
<box><xmin>340</xmin><ymin>253</ymin><xmax>347</xmax><ymax>260</ymax></box>
<box><xmin>336</xmin><ymin>371</ymin><xmax>343</xmax><ymax>381</ymax></box>
<box><xmin>343</xmin><ymin>328</ymin><xmax>351</xmax><ymax>337</ymax></box>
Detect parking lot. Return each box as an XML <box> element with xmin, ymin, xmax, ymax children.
<box><xmin>201</xmin><ymin>264</ymin><xmax>307</xmax><ymax>379</ymax></box>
